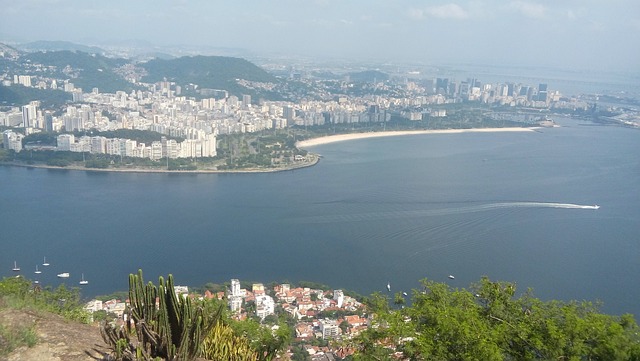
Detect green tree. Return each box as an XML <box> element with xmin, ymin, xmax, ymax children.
<box><xmin>352</xmin><ymin>277</ymin><xmax>640</xmax><ymax>360</ymax></box>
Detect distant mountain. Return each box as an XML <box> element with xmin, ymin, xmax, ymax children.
<box><xmin>0</xmin><ymin>43</ymin><xmax>21</xmax><ymax>59</ymax></box>
<box><xmin>17</xmin><ymin>41</ymin><xmax>105</xmax><ymax>54</ymax></box>
<box><xmin>1</xmin><ymin>45</ymin><xmax>284</xmax><ymax>102</ymax></box>
<box><xmin>348</xmin><ymin>70</ymin><xmax>389</xmax><ymax>83</ymax></box>
<box><xmin>141</xmin><ymin>55</ymin><xmax>278</xmax><ymax>97</ymax></box>
<box><xmin>135</xmin><ymin>52</ymin><xmax>176</xmax><ymax>61</ymax></box>
<box><xmin>23</xmin><ymin>51</ymin><xmax>135</xmax><ymax>93</ymax></box>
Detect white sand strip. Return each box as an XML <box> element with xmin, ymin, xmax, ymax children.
<box><xmin>296</xmin><ymin>127</ymin><xmax>538</xmax><ymax>148</ymax></box>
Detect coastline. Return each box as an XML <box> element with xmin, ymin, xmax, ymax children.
<box><xmin>2</xmin><ymin>127</ymin><xmax>539</xmax><ymax>174</ymax></box>
<box><xmin>295</xmin><ymin>127</ymin><xmax>539</xmax><ymax>148</ymax></box>
<box><xmin>0</xmin><ymin>154</ymin><xmax>321</xmax><ymax>174</ymax></box>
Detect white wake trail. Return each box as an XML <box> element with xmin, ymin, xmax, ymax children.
<box><xmin>294</xmin><ymin>201</ymin><xmax>600</xmax><ymax>224</ymax></box>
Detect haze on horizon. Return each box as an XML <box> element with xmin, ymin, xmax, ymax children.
<box><xmin>1</xmin><ymin>0</ymin><xmax>639</xmax><ymax>72</ymax></box>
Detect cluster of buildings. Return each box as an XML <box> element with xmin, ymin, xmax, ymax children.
<box><xmin>204</xmin><ymin>279</ymin><xmax>367</xmax><ymax>340</ymax></box>
<box><xmin>1</xmin><ymin>58</ymin><xmax>615</xmax><ymax>159</ymax></box>
<box><xmin>84</xmin><ymin>278</ymin><xmax>368</xmax><ymax>359</ymax></box>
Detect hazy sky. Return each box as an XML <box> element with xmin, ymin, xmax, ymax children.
<box><xmin>1</xmin><ymin>0</ymin><xmax>639</xmax><ymax>71</ymax></box>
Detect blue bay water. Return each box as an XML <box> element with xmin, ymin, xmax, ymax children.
<box><xmin>1</xmin><ymin>118</ymin><xmax>639</xmax><ymax>316</ymax></box>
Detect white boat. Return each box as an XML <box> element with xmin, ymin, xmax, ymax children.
<box><xmin>34</xmin><ymin>265</ymin><xmax>42</xmax><ymax>274</ymax></box>
<box><xmin>42</xmin><ymin>257</ymin><xmax>50</xmax><ymax>266</ymax></box>
<box><xmin>448</xmin><ymin>275</ymin><xmax>455</xmax><ymax>279</ymax></box>
<box><xmin>402</xmin><ymin>292</ymin><xmax>408</xmax><ymax>297</ymax></box>
<box><xmin>57</xmin><ymin>272</ymin><xmax>70</xmax><ymax>278</ymax></box>
<box><xmin>79</xmin><ymin>274</ymin><xmax>88</xmax><ymax>285</ymax></box>
<box><xmin>12</xmin><ymin>261</ymin><xmax>20</xmax><ymax>272</ymax></box>
<box><xmin>594</xmin><ymin>205</ymin><xmax>600</xmax><ymax>209</ymax></box>
<box><xmin>387</xmin><ymin>282</ymin><xmax>391</xmax><ymax>292</ymax></box>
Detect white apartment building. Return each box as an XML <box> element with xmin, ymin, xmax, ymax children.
<box><xmin>56</xmin><ymin>134</ymin><xmax>75</xmax><ymax>151</ymax></box>
<box><xmin>255</xmin><ymin>295</ymin><xmax>275</xmax><ymax>320</ymax></box>
<box><xmin>333</xmin><ymin>290</ymin><xmax>344</xmax><ymax>308</ymax></box>
<box><xmin>320</xmin><ymin>319</ymin><xmax>340</xmax><ymax>339</ymax></box>
<box><xmin>3</xmin><ymin>130</ymin><xmax>24</xmax><ymax>152</ymax></box>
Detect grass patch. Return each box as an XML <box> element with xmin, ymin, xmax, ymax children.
<box><xmin>0</xmin><ymin>322</ymin><xmax>38</xmax><ymax>356</ymax></box>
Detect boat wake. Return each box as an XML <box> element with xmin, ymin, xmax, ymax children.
<box><xmin>293</xmin><ymin>201</ymin><xmax>600</xmax><ymax>224</ymax></box>
<box><xmin>466</xmin><ymin>202</ymin><xmax>600</xmax><ymax>211</ymax></box>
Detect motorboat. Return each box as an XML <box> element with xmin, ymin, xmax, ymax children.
<box><xmin>57</xmin><ymin>272</ymin><xmax>70</xmax><ymax>278</ymax></box>
<box><xmin>594</xmin><ymin>205</ymin><xmax>600</xmax><ymax>209</ymax></box>
<box><xmin>448</xmin><ymin>275</ymin><xmax>455</xmax><ymax>279</ymax></box>
<box><xmin>387</xmin><ymin>282</ymin><xmax>391</xmax><ymax>292</ymax></box>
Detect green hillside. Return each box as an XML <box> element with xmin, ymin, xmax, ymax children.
<box><xmin>141</xmin><ymin>55</ymin><xmax>278</xmax><ymax>97</ymax></box>
<box><xmin>23</xmin><ymin>51</ymin><xmax>135</xmax><ymax>93</ymax></box>
<box><xmin>0</xmin><ymin>84</ymin><xmax>70</xmax><ymax>108</ymax></box>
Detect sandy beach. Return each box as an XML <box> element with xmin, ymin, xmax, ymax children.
<box><xmin>296</xmin><ymin>127</ymin><xmax>538</xmax><ymax>148</ymax></box>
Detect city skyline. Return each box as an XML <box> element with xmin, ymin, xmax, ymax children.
<box><xmin>1</xmin><ymin>0</ymin><xmax>639</xmax><ymax>72</ymax></box>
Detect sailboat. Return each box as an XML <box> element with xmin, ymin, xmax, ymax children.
<box><xmin>79</xmin><ymin>274</ymin><xmax>88</xmax><ymax>285</ymax></box>
<box><xmin>12</xmin><ymin>261</ymin><xmax>20</xmax><ymax>272</ymax></box>
<box><xmin>42</xmin><ymin>257</ymin><xmax>50</xmax><ymax>266</ymax></box>
<box><xmin>35</xmin><ymin>265</ymin><xmax>42</xmax><ymax>274</ymax></box>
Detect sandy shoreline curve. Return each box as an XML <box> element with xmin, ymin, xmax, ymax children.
<box><xmin>296</xmin><ymin>127</ymin><xmax>539</xmax><ymax>148</ymax></box>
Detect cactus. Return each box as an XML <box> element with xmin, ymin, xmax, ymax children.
<box><xmin>102</xmin><ymin>269</ymin><xmax>218</xmax><ymax>360</ymax></box>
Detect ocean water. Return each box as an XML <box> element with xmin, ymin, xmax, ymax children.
<box><xmin>1</xmin><ymin>117</ymin><xmax>639</xmax><ymax>316</ymax></box>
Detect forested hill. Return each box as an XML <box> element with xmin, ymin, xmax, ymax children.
<box><xmin>141</xmin><ymin>55</ymin><xmax>277</xmax><ymax>95</ymax></box>
<box><xmin>1</xmin><ymin>44</ymin><xmax>285</xmax><ymax>105</ymax></box>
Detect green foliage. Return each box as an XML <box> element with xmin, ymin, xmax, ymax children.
<box><xmin>0</xmin><ymin>322</ymin><xmax>38</xmax><ymax>356</ymax></box>
<box><xmin>201</xmin><ymin>321</ymin><xmax>258</xmax><ymax>361</ymax></box>
<box><xmin>23</xmin><ymin>132</ymin><xmax>58</xmax><ymax>147</ymax></box>
<box><xmin>85</xmin><ymin>158</ymin><xmax>110</xmax><ymax>169</ymax></box>
<box><xmin>227</xmin><ymin>316</ymin><xmax>291</xmax><ymax>361</ymax></box>
<box><xmin>352</xmin><ymin>277</ymin><xmax>640</xmax><ymax>360</ymax></box>
<box><xmin>0</xmin><ymin>84</ymin><xmax>70</xmax><ymax>107</ymax></box>
<box><xmin>141</xmin><ymin>55</ymin><xmax>277</xmax><ymax>98</ymax></box>
<box><xmin>0</xmin><ymin>276</ymin><xmax>90</xmax><ymax>324</ymax></box>
<box><xmin>23</xmin><ymin>50</ymin><xmax>134</xmax><ymax>93</ymax></box>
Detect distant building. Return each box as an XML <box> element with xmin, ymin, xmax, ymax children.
<box><xmin>44</xmin><ymin>112</ymin><xmax>54</xmax><ymax>132</ymax></box>
<box><xmin>255</xmin><ymin>295</ymin><xmax>275</xmax><ymax>320</ymax></box>
<box><xmin>319</xmin><ymin>319</ymin><xmax>340</xmax><ymax>339</ymax></box>
<box><xmin>3</xmin><ymin>130</ymin><xmax>24</xmax><ymax>152</ymax></box>
<box><xmin>333</xmin><ymin>290</ymin><xmax>344</xmax><ymax>308</ymax></box>
<box><xmin>56</xmin><ymin>134</ymin><xmax>75</xmax><ymax>151</ymax></box>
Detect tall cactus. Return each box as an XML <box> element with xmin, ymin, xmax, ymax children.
<box><xmin>103</xmin><ymin>269</ymin><xmax>217</xmax><ymax>360</ymax></box>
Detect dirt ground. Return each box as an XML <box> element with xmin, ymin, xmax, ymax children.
<box><xmin>0</xmin><ymin>308</ymin><xmax>109</xmax><ymax>361</ymax></box>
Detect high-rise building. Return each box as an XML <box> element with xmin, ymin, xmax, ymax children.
<box><xmin>242</xmin><ymin>94</ymin><xmax>251</xmax><ymax>108</ymax></box>
<box><xmin>44</xmin><ymin>112</ymin><xmax>54</xmax><ymax>132</ymax></box>
<box><xmin>333</xmin><ymin>290</ymin><xmax>344</xmax><ymax>308</ymax></box>
<box><xmin>21</xmin><ymin>103</ymin><xmax>37</xmax><ymax>128</ymax></box>
<box><xmin>230</xmin><ymin>279</ymin><xmax>241</xmax><ymax>297</ymax></box>
<box><xmin>436</xmin><ymin>78</ymin><xmax>449</xmax><ymax>95</ymax></box>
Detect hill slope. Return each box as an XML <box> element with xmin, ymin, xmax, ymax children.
<box><xmin>1</xmin><ymin>308</ymin><xmax>108</xmax><ymax>361</ymax></box>
<box><xmin>141</xmin><ymin>55</ymin><xmax>277</xmax><ymax>97</ymax></box>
